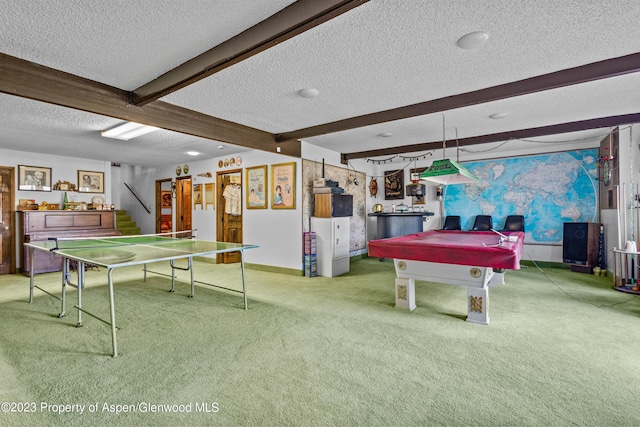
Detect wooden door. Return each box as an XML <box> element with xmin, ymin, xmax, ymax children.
<box><xmin>216</xmin><ymin>170</ymin><xmax>243</xmax><ymax>264</ymax></box>
<box><xmin>175</xmin><ymin>177</ymin><xmax>192</xmax><ymax>234</ymax></box>
<box><xmin>155</xmin><ymin>179</ymin><xmax>173</xmax><ymax>233</ymax></box>
<box><xmin>0</xmin><ymin>167</ymin><xmax>16</xmax><ymax>274</ymax></box>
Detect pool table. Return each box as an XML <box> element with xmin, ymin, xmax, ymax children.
<box><xmin>368</xmin><ymin>230</ymin><xmax>524</xmax><ymax>325</ymax></box>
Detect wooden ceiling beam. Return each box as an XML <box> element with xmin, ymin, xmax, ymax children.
<box><xmin>341</xmin><ymin>112</ymin><xmax>640</xmax><ymax>161</ymax></box>
<box><xmin>130</xmin><ymin>0</ymin><xmax>370</xmax><ymax>106</ymax></box>
<box><xmin>0</xmin><ymin>53</ymin><xmax>300</xmax><ymax>156</ymax></box>
<box><xmin>279</xmin><ymin>52</ymin><xmax>640</xmax><ymax>143</ymax></box>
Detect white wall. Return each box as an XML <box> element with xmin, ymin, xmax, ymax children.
<box><xmin>1</xmin><ymin>148</ymin><xmax>111</xmax><ymax>266</ymax></box>
<box><xmin>2</xmin><ymin>148</ymin><xmax>112</xmax><ymax>206</ymax></box>
<box><xmin>302</xmin><ymin>142</ymin><xmax>343</xmax><ymax>167</ymax></box>
<box><xmin>237</xmin><ymin>151</ymin><xmax>302</xmax><ymax>270</ymax></box>
<box><xmin>119</xmin><ymin>151</ymin><xmax>304</xmax><ymax>271</ymax></box>
<box><xmin>117</xmin><ymin>164</ymin><xmax>160</xmax><ymax>232</ymax></box>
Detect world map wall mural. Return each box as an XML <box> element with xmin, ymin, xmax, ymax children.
<box><xmin>444</xmin><ymin>149</ymin><xmax>598</xmax><ymax>245</ymax></box>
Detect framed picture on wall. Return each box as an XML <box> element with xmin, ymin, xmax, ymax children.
<box><xmin>161</xmin><ymin>191</ymin><xmax>172</xmax><ymax>208</ymax></box>
<box><xmin>194</xmin><ymin>184</ymin><xmax>202</xmax><ymax>209</ymax></box>
<box><xmin>384</xmin><ymin>169</ymin><xmax>404</xmax><ymax>200</ymax></box>
<box><xmin>18</xmin><ymin>165</ymin><xmax>52</xmax><ymax>191</ymax></box>
<box><xmin>410</xmin><ymin>167</ymin><xmax>426</xmax><ymax>183</ymax></box>
<box><xmin>246</xmin><ymin>165</ymin><xmax>267</xmax><ymax>209</ymax></box>
<box><xmin>410</xmin><ymin>167</ymin><xmax>426</xmax><ymax>205</ymax></box>
<box><xmin>205</xmin><ymin>183</ymin><xmax>215</xmax><ymax>210</ymax></box>
<box><xmin>271</xmin><ymin>162</ymin><xmax>296</xmax><ymax>209</ymax></box>
<box><xmin>78</xmin><ymin>170</ymin><xmax>104</xmax><ymax>193</ymax></box>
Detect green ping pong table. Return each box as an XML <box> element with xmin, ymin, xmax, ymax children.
<box><xmin>25</xmin><ymin>233</ymin><xmax>258</xmax><ymax>357</ymax></box>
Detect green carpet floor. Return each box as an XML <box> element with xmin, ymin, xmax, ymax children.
<box><xmin>0</xmin><ymin>258</ymin><xmax>639</xmax><ymax>426</ymax></box>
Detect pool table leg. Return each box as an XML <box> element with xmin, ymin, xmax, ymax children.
<box><xmin>467</xmin><ymin>286</ymin><xmax>489</xmax><ymax>325</ymax></box>
<box><xmin>395</xmin><ymin>277</ymin><xmax>416</xmax><ymax>311</ymax></box>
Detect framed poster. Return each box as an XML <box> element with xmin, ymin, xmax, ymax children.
<box><xmin>194</xmin><ymin>184</ymin><xmax>202</xmax><ymax>209</ymax></box>
<box><xmin>384</xmin><ymin>169</ymin><xmax>404</xmax><ymax>200</ymax></box>
<box><xmin>410</xmin><ymin>167</ymin><xmax>426</xmax><ymax>183</ymax></box>
<box><xmin>205</xmin><ymin>183</ymin><xmax>215</xmax><ymax>209</ymax></box>
<box><xmin>410</xmin><ymin>167</ymin><xmax>426</xmax><ymax>205</ymax></box>
<box><xmin>161</xmin><ymin>191</ymin><xmax>172</xmax><ymax>208</ymax></box>
<box><xmin>18</xmin><ymin>165</ymin><xmax>52</xmax><ymax>191</ymax></box>
<box><xmin>246</xmin><ymin>165</ymin><xmax>267</xmax><ymax>209</ymax></box>
<box><xmin>78</xmin><ymin>170</ymin><xmax>104</xmax><ymax>193</ymax></box>
<box><xmin>271</xmin><ymin>162</ymin><xmax>296</xmax><ymax>209</ymax></box>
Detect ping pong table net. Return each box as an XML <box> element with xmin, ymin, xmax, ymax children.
<box><xmin>48</xmin><ymin>229</ymin><xmax>197</xmax><ymax>252</ymax></box>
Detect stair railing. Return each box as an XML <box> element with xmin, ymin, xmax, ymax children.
<box><xmin>123</xmin><ymin>182</ymin><xmax>152</xmax><ymax>214</ymax></box>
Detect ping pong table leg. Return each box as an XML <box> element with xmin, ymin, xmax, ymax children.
<box><xmin>107</xmin><ymin>268</ymin><xmax>119</xmax><ymax>357</ymax></box>
<box><xmin>241</xmin><ymin>251</ymin><xmax>248</xmax><ymax>310</ymax></box>
<box><xmin>168</xmin><ymin>258</ymin><xmax>192</xmax><ymax>295</ymax></box>
<box><xmin>76</xmin><ymin>261</ymin><xmax>84</xmax><ymax>327</ymax></box>
<box><xmin>58</xmin><ymin>258</ymin><xmax>69</xmax><ymax>318</ymax></box>
<box><xmin>189</xmin><ymin>257</ymin><xmax>194</xmax><ymax>298</ymax></box>
<box><xmin>28</xmin><ymin>246</ymin><xmax>35</xmax><ymax>303</ymax></box>
<box><xmin>169</xmin><ymin>261</ymin><xmax>176</xmax><ymax>293</ymax></box>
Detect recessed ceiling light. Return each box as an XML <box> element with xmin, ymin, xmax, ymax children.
<box><xmin>217</xmin><ymin>145</ymin><xmax>225</xmax><ymax>149</ymax></box>
<box><xmin>489</xmin><ymin>112</ymin><xmax>508</xmax><ymax>119</ymax></box>
<box><xmin>298</xmin><ymin>88</ymin><xmax>319</xmax><ymax>98</ymax></box>
<box><xmin>378</xmin><ymin>132</ymin><xmax>393</xmax><ymax>137</ymax></box>
<box><xmin>187</xmin><ymin>151</ymin><xmax>199</xmax><ymax>156</ymax></box>
<box><xmin>456</xmin><ymin>31</ymin><xmax>489</xmax><ymax>50</ymax></box>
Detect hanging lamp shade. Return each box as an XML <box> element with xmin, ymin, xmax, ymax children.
<box><xmin>419</xmin><ymin>159</ymin><xmax>478</xmax><ymax>184</ymax></box>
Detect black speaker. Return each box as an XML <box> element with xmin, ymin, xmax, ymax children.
<box><xmin>330</xmin><ymin>194</ymin><xmax>353</xmax><ymax>217</ymax></box>
<box><xmin>562</xmin><ymin>222</ymin><xmax>600</xmax><ymax>266</ymax></box>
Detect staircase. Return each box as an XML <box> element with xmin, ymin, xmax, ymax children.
<box><xmin>115</xmin><ymin>210</ymin><xmax>141</xmax><ymax>235</ymax></box>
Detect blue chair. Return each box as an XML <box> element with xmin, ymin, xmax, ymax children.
<box><xmin>502</xmin><ymin>215</ymin><xmax>524</xmax><ymax>232</ymax></box>
<box><xmin>442</xmin><ymin>215</ymin><xmax>461</xmax><ymax>230</ymax></box>
<box><xmin>471</xmin><ymin>215</ymin><xmax>492</xmax><ymax>231</ymax></box>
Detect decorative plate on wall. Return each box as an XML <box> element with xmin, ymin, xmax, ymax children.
<box><xmin>176</xmin><ymin>166</ymin><xmax>182</xmax><ymax>176</ymax></box>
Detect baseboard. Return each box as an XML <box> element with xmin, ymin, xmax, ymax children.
<box><xmin>244</xmin><ymin>263</ymin><xmax>303</xmax><ymax>276</ymax></box>
<box><xmin>349</xmin><ymin>253</ymin><xmax>368</xmax><ymax>261</ymax></box>
<box><xmin>192</xmin><ymin>257</ymin><xmax>304</xmax><ymax>276</ymax></box>
<box><xmin>194</xmin><ymin>256</ymin><xmax>216</xmax><ymax>264</ymax></box>
<box><xmin>519</xmin><ymin>260</ymin><xmax>570</xmax><ymax>269</ymax></box>
<box><xmin>245</xmin><ymin>253</ymin><xmax>369</xmax><ymax>276</ymax></box>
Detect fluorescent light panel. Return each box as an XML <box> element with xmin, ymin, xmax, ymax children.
<box><xmin>101</xmin><ymin>122</ymin><xmax>159</xmax><ymax>140</ymax></box>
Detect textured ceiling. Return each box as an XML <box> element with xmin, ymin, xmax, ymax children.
<box><xmin>1</xmin><ymin>0</ymin><xmax>639</xmax><ymax>167</ymax></box>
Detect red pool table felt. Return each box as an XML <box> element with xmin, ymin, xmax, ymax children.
<box><xmin>368</xmin><ymin>230</ymin><xmax>524</xmax><ymax>270</ymax></box>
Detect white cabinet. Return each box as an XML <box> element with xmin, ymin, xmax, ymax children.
<box><xmin>310</xmin><ymin>217</ymin><xmax>350</xmax><ymax>277</ymax></box>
